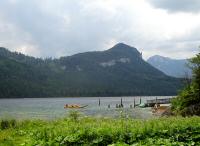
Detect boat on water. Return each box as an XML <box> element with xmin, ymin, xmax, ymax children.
<box><xmin>64</xmin><ymin>104</ymin><xmax>88</xmax><ymax>109</ymax></box>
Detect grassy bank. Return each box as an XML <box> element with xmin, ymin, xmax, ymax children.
<box><xmin>0</xmin><ymin>116</ymin><xmax>200</xmax><ymax>146</ymax></box>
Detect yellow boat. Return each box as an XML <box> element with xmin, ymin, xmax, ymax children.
<box><xmin>64</xmin><ymin>104</ymin><xmax>88</xmax><ymax>109</ymax></box>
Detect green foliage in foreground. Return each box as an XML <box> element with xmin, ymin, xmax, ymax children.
<box><xmin>0</xmin><ymin>116</ymin><xmax>200</xmax><ymax>146</ymax></box>
<box><xmin>172</xmin><ymin>52</ymin><xmax>200</xmax><ymax>116</ymax></box>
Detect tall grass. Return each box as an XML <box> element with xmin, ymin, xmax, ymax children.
<box><xmin>0</xmin><ymin>119</ymin><xmax>16</xmax><ymax>130</ymax></box>
<box><xmin>0</xmin><ymin>116</ymin><xmax>200</xmax><ymax>145</ymax></box>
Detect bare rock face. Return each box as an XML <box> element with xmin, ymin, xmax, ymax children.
<box><xmin>99</xmin><ymin>58</ymin><xmax>130</xmax><ymax>67</ymax></box>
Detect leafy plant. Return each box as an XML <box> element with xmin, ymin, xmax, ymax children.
<box><xmin>172</xmin><ymin>51</ymin><xmax>200</xmax><ymax>116</ymax></box>
<box><xmin>68</xmin><ymin>110</ymin><xmax>81</xmax><ymax>121</ymax></box>
<box><xmin>1</xmin><ymin>117</ymin><xmax>200</xmax><ymax>145</ymax></box>
<box><xmin>0</xmin><ymin>119</ymin><xmax>16</xmax><ymax>130</ymax></box>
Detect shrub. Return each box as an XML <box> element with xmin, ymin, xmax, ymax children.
<box><xmin>0</xmin><ymin>119</ymin><xmax>17</xmax><ymax>130</ymax></box>
<box><xmin>68</xmin><ymin>110</ymin><xmax>81</xmax><ymax>121</ymax></box>
<box><xmin>0</xmin><ymin>120</ymin><xmax>10</xmax><ymax>130</ymax></box>
<box><xmin>172</xmin><ymin>52</ymin><xmax>200</xmax><ymax>116</ymax></box>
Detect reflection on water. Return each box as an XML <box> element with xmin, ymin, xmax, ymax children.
<box><xmin>0</xmin><ymin>96</ymin><xmax>173</xmax><ymax>119</ymax></box>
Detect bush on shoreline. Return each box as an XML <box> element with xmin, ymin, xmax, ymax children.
<box><xmin>172</xmin><ymin>52</ymin><xmax>200</xmax><ymax>116</ymax></box>
<box><xmin>1</xmin><ymin>116</ymin><xmax>200</xmax><ymax>145</ymax></box>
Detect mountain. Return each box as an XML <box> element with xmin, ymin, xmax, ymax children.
<box><xmin>147</xmin><ymin>55</ymin><xmax>192</xmax><ymax>78</ymax></box>
<box><xmin>0</xmin><ymin>43</ymin><xmax>183</xmax><ymax>98</ymax></box>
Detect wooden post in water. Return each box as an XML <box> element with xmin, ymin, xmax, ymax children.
<box><xmin>120</xmin><ymin>97</ymin><xmax>123</xmax><ymax>107</ymax></box>
<box><xmin>98</xmin><ymin>98</ymin><xmax>101</xmax><ymax>106</ymax></box>
<box><xmin>116</xmin><ymin>104</ymin><xmax>119</xmax><ymax>108</ymax></box>
<box><xmin>134</xmin><ymin>98</ymin><xmax>136</xmax><ymax>108</ymax></box>
<box><xmin>139</xmin><ymin>97</ymin><xmax>141</xmax><ymax>105</ymax></box>
<box><xmin>156</xmin><ymin>97</ymin><xmax>157</xmax><ymax>104</ymax></box>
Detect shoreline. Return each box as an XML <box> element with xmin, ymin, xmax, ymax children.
<box><xmin>0</xmin><ymin>95</ymin><xmax>176</xmax><ymax>99</ymax></box>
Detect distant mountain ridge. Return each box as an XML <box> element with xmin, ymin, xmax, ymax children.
<box><xmin>0</xmin><ymin>43</ymin><xmax>183</xmax><ymax>98</ymax></box>
<box><xmin>147</xmin><ymin>55</ymin><xmax>192</xmax><ymax>78</ymax></box>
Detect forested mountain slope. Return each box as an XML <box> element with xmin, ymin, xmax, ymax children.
<box><xmin>0</xmin><ymin>43</ymin><xmax>183</xmax><ymax>98</ymax></box>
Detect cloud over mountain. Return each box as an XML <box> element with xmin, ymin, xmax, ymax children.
<box><xmin>0</xmin><ymin>0</ymin><xmax>199</xmax><ymax>59</ymax></box>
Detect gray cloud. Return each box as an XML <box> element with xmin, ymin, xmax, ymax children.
<box><xmin>0</xmin><ymin>0</ymin><xmax>130</xmax><ymax>57</ymax></box>
<box><xmin>1</xmin><ymin>1</ymin><xmax>140</xmax><ymax>57</ymax></box>
<box><xmin>149</xmin><ymin>0</ymin><xmax>200</xmax><ymax>13</ymax></box>
<box><xmin>0</xmin><ymin>0</ymin><xmax>199</xmax><ymax>59</ymax></box>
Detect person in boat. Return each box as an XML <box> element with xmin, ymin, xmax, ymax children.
<box><xmin>73</xmin><ymin>104</ymin><xmax>80</xmax><ymax>108</ymax></box>
<box><xmin>65</xmin><ymin>104</ymin><xmax>80</xmax><ymax>108</ymax></box>
<box><xmin>65</xmin><ymin>104</ymin><xmax>68</xmax><ymax>108</ymax></box>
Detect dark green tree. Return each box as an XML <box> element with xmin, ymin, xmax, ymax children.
<box><xmin>172</xmin><ymin>50</ymin><xmax>200</xmax><ymax>116</ymax></box>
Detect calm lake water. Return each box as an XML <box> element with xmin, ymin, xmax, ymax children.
<box><xmin>0</xmin><ymin>96</ymin><xmax>173</xmax><ymax>120</ymax></box>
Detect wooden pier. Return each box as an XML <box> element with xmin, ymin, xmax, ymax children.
<box><xmin>97</xmin><ymin>97</ymin><xmax>174</xmax><ymax>108</ymax></box>
<box><xmin>146</xmin><ymin>98</ymin><xmax>174</xmax><ymax>107</ymax></box>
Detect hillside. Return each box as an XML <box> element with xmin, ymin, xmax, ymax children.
<box><xmin>147</xmin><ymin>55</ymin><xmax>192</xmax><ymax>78</ymax></box>
<box><xmin>0</xmin><ymin>43</ymin><xmax>183</xmax><ymax>98</ymax></box>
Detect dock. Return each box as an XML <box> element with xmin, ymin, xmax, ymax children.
<box><xmin>146</xmin><ymin>98</ymin><xmax>174</xmax><ymax>107</ymax></box>
<box><xmin>97</xmin><ymin>97</ymin><xmax>174</xmax><ymax>108</ymax></box>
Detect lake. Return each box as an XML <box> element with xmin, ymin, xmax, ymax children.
<box><xmin>0</xmin><ymin>96</ymin><xmax>173</xmax><ymax>120</ymax></box>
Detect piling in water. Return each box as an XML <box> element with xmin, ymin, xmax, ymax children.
<box><xmin>120</xmin><ymin>98</ymin><xmax>123</xmax><ymax>108</ymax></box>
<box><xmin>98</xmin><ymin>98</ymin><xmax>100</xmax><ymax>106</ymax></box>
<box><xmin>116</xmin><ymin>104</ymin><xmax>119</xmax><ymax>108</ymax></box>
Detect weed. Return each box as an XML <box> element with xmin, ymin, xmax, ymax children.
<box><xmin>0</xmin><ymin>117</ymin><xmax>200</xmax><ymax>145</ymax></box>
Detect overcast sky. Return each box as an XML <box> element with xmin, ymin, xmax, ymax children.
<box><xmin>0</xmin><ymin>0</ymin><xmax>200</xmax><ymax>59</ymax></box>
